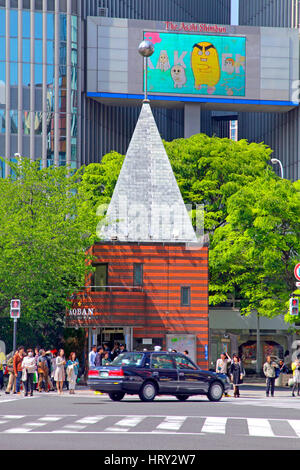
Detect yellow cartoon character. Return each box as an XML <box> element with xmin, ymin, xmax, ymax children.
<box><xmin>191</xmin><ymin>42</ymin><xmax>220</xmax><ymax>94</ymax></box>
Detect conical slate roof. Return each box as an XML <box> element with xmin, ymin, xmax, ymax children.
<box><xmin>100</xmin><ymin>101</ymin><xmax>197</xmax><ymax>243</ymax></box>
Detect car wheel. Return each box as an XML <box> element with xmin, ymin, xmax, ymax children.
<box><xmin>175</xmin><ymin>395</ymin><xmax>190</xmax><ymax>401</ymax></box>
<box><xmin>108</xmin><ymin>392</ymin><xmax>125</xmax><ymax>401</ymax></box>
<box><xmin>207</xmin><ymin>381</ymin><xmax>224</xmax><ymax>402</ymax></box>
<box><xmin>139</xmin><ymin>381</ymin><xmax>157</xmax><ymax>402</ymax></box>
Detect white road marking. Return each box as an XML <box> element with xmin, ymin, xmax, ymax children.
<box><xmin>76</xmin><ymin>416</ymin><xmax>105</xmax><ymax>424</ymax></box>
<box><xmin>104</xmin><ymin>415</ymin><xmax>146</xmax><ymax>433</ymax></box>
<box><xmin>201</xmin><ymin>417</ymin><xmax>227</xmax><ymax>434</ymax></box>
<box><xmin>247</xmin><ymin>418</ymin><xmax>274</xmax><ymax>437</ymax></box>
<box><xmin>2</xmin><ymin>415</ymin><xmax>25</xmax><ymax>419</ymax></box>
<box><xmin>287</xmin><ymin>420</ymin><xmax>300</xmax><ymax>437</ymax></box>
<box><xmin>0</xmin><ymin>414</ymin><xmax>300</xmax><ymax>439</ymax></box>
<box><xmin>38</xmin><ymin>416</ymin><xmax>64</xmax><ymax>422</ymax></box>
<box><xmin>4</xmin><ymin>427</ymin><xmax>32</xmax><ymax>433</ymax></box>
<box><xmin>23</xmin><ymin>422</ymin><xmax>47</xmax><ymax>427</ymax></box>
<box><xmin>155</xmin><ymin>416</ymin><xmax>186</xmax><ymax>431</ymax></box>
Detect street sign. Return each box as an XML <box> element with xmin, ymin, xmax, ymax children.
<box><xmin>10</xmin><ymin>299</ymin><xmax>21</xmax><ymax>319</ymax></box>
<box><xmin>294</xmin><ymin>263</ymin><xmax>300</xmax><ymax>281</ymax></box>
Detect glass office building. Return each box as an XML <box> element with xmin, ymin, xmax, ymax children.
<box><xmin>0</xmin><ymin>0</ymin><xmax>80</xmax><ymax>177</ymax></box>
<box><xmin>0</xmin><ymin>0</ymin><xmax>231</xmax><ymax>177</ymax></box>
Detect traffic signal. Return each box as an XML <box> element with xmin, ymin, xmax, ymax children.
<box><xmin>290</xmin><ymin>297</ymin><xmax>299</xmax><ymax>316</ymax></box>
<box><xmin>10</xmin><ymin>299</ymin><xmax>21</xmax><ymax>319</ymax></box>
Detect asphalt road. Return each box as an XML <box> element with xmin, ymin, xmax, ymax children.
<box><xmin>1</xmin><ymin>384</ymin><xmax>300</xmax><ymax>451</ymax></box>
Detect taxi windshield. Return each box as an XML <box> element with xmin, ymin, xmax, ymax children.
<box><xmin>110</xmin><ymin>353</ymin><xmax>144</xmax><ymax>367</ymax></box>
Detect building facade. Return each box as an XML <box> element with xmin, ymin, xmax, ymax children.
<box><xmin>68</xmin><ymin>242</ymin><xmax>209</xmax><ymax>367</ymax></box>
<box><xmin>238</xmin><ymin>0</ymin><xmax>300</xmax><ymax>181</ymax></box>
<box><xmin>0</xmin><ymin>0</ymin><xmax>81</xmax><ymax>176</ymax></box>
<box><xmin>0</xmin><ymin>0</ymin><xmax>231</xmax><ymax>177</ymax></box>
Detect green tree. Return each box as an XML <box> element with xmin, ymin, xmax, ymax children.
<box><xmin>209</xmin><ymin>177</ymin><xmax>300</xmax><ymax>318</ymax></box>
<box><xmin>0</xmin><ymin>158</ymin><xmax>98</xmax><ymax>349</ymax></box>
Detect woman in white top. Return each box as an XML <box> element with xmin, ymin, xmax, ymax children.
<box><xmin>54</xmin><ymin>349</ymin><xmax>66</xmax><ymax>395</ymax></box>
<box><xmin>22</xmin><ymin>349</ymin><xmax>37</xmax><ymax>397</ymax></box>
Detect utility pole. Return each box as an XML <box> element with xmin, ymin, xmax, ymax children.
<box><xmin>256</xmin><ymin>311</ymin><xmax>261</xmax><ymax>375</ymax></box>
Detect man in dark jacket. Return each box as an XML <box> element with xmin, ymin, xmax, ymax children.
<box><xmin>110</xmin><ymin>342</ymin><xmax>120</xmax><ymax>360</ymax></box>
<box><xmin>119</xmin><ymin>344</ymin><xmax>127</xmax><ymax>354</ymax></box>
<box><xmin>94</xmin><ymin>346</ymin><xmax>104</xmax><ymax>367</ymax></box>
<box><xmin>37</xmin><ymin>349</ymin><xmax>49</xmax><ymax>392</ymax></box>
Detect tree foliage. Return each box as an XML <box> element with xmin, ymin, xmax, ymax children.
<box><xmin>0</xmin><ymin>158</ymin><xmax>99</xmax><ymax>349</ymax></box>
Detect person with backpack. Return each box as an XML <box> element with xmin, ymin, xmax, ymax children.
<box><xmin>13</xmin><ymin>346</ymin><xmax>25</xmax><ymax>394</ymax></box>
<box><xmin>37</xmin><ymin>349</ymin><xmax>50</xmax><ymax>393</ymax></box>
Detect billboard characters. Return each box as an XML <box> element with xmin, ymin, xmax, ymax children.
<box><xmin>144</xmin><ymin>31</ymin><xmax>246</xmax><ymax>97</ymax></box>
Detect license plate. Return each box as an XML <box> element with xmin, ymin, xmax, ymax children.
<box><xmin>100</xmin><ymin>371</ymin><xmax>109</xmax><ymax>377</ymax></box>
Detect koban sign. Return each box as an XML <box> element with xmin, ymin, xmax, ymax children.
<box><xmin>69</xmin><ymin>308</ymin><xmax>94</xmax><ymax>317</ymax></box>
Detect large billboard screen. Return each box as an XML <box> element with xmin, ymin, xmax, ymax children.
<box><xmin>143</xmin><ymin>31</ymin><xmax>246</xmax><ymax>97</ymax></box>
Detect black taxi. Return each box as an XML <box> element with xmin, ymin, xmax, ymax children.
<box><xmin>87</xmin><ymin>351</ymin><xmax>230</xmax><ymax>402</ymax></box>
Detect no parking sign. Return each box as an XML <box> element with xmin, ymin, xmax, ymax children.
<box><xmin>294</xmin><ymin>263</ymin><xmax>300</xmax><ymax>283</ymax></box>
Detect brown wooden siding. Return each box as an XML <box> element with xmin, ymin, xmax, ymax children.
<box><xmin>67</xmin><ymin>242</ymin><xmax>209</xmax><ymax>368</ymax></box>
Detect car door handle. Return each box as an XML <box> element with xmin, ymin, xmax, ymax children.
<box><xmin>152</xmin><ymin>371</ymin><xmax>159</xmax><ymax>377</ymax></box>
<box><xmin>178</xmin><ymin>372</ymin><xmax>185</xmax><ymax>377</ymax></box>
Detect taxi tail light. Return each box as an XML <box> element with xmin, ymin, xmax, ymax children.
<box><xmin>88</xmin><ymin>370</ymin><xmax>99</xmax><ymax>377</ymax></box>
<box><xmin>108</xmin><ymin>369</ymin><xmax>124</xmax><ymax>377</ymax></box>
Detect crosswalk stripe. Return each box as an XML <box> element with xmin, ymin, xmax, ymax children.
<box><xmin>156</xmin><ymin>416</ymin><xmax>186</xmax><ymax>431</ymax></box>
<box><xmin>76</xmin><ymin>416</ymin><xmax>105</xmax><ymax>424</ymax></box>
<box><xmin>104</xmin><ymin>416</ymin><xmax>146</xmax><ymax>433</ymax></box>
<box><xmin>287</xmin><ymin>420</ymin><xmax>300</xmax><ymax>437</ymax></box>
<box><xmin>201</xmin><ymin>417</ymin><xmax>227</xmax><ymax>434</ymax></box>
<box><xmin>4</xmin><ymin>427</ymin><xmax>32</xmax><ymax>433</ymax></box>
<box><xmin>38</xmin><ymin>416</ymin><xmax>64</xmax><ymax>422</ymax></box>
<box><xmin>247</xmin><ymin>418</ymin><xmax>275</xmax><ymax>437</ymax></box>
<box><xmin>2</xmin><ymin>415</ymin><xmax>25</xmax><ymax>419</ymax></box>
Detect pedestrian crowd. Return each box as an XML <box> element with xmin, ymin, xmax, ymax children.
<box><xmin>2</xmin><ymin>346</ymin><xmax>80</xmax><ymax>397</ymax></box>
<box><xmin>215</xmin><ymin>350</ymin><xmax>300</xmax><ymax>398</ymax></box>
<box><xmin>1</xmin><ymin>343</ymin><xmax>300</xmax><ymax>400</ymax></box>
<box><xmin>89</xmin><ymin>342</ymin><xmax>127</xmax><ymax>367</ymax></box>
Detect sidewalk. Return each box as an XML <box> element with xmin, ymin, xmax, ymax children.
<box><xmin>72</xmin><ymin>382</ymin><xmax>295</xmax><ymax>399</ymax></box>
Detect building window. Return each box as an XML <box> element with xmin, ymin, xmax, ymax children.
<box><xmin>181</xmin><ymin>286</ymin><xmax>191</xmax><ymax>306</ymax></box>
<box><xmin>91</xmin><ymin>264</ymin><xmax>108</xmax><ymax>292</ymax></box>
<box><xmin>133</xmin><ymin>263</ymin><xmax>143</xmax><ymax>286</ymax></box>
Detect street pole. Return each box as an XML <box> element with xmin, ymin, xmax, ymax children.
<box><xmin>271</xmin><ymin>158</ymin><xmax>284</xmax><ymax>179</ymax></box>
<box><xmin>138</xmin><ymin>40</ymin><xmax>154</xmax><ymax>102</ymax></box>
<box><xmin>13</xmin><ymin>318</ymin><xmax>17</xmax><ymax>352</ymax></box>
<box><xmin>144</xmin><ymin>56</ymin><xmax>148</xmax><ymax>101</ymax></box>
<box><xmin>256</xmin><ymin>311</ymin><xmax>261</xmax><ymax>375</ymax></box>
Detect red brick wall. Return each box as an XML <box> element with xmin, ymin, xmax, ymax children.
<box><xmin>67</xmin><ymin>242</ymin><xmax>209</xmax><ymax>368</ymax></box>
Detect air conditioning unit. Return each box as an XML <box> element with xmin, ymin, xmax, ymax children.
<box><xmin>98</xmin><ymin>7</ymin><xmax>108</xmax><ymax>17</ymax></box>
